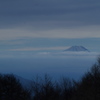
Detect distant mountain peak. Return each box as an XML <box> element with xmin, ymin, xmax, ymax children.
<box><xmin>64</xmin><ymin>46</ymin><xmax>90</xmax><ymax>52</ymax></box>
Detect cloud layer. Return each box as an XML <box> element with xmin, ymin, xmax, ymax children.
<box><xmin>0</xmin><ymin>50</ymin><xmax>98</xmax><ymax>80</ymax></box>
<box><xmin>0</xmin><ymin>0</ymin><xmax>100</xmax><ymax>39</ymax></box>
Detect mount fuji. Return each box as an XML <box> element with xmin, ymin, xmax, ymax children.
<box><xmin>64</xmin><ymin>46</ymin><xmax>90</xmax><ymax>52</ymax></box>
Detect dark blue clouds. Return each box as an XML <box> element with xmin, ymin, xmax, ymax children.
<box><xmin>0</xmin><ymin>0</ymin><xmax>100</xmax><ymax>25</ymax></box>
<box><xmin>0</xmin><ymin>38</ymin><xmax>100</xmax><ymax>53</ymax></box>
<box><xmin>0</xmin><ymin>0</ymin><xmax>100</xmax><ymax>80</ymax></box>
<box><xmin>0</xmin><ymin>0</ymin><xmax>100</xmax><ymax>39</ymax></box>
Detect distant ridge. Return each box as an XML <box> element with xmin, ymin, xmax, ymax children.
<box><xmin>64</xmin><ymin>46</ymin><xmax>90</xmax><ymax>52</ymax></box>
<box><xmin>14</xmin><ymin>74</ymin><xmax>32</xmax><ymax>89</ymax></box>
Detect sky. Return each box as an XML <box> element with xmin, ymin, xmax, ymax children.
<box><xmin>0</xmin><ymin>0</ymin><xmax>100</xmax><ymax>80</ymax></box>
<box><xmin>0</xmin><ymin>0</ymin><xmax>100</xmax><ymax>54</ymax></box>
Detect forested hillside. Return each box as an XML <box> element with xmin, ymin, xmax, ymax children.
<box><xmin>0</xmin><ymin>56</ymin><xmax>100</xmax><ymax>100</ymax></box>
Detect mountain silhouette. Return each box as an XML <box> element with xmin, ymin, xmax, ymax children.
<box><xmin>64</xmin><ymin>46</ymin><xmax>90</xmax><ymax>52</ymax></box>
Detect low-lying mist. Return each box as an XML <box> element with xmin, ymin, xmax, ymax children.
<box><xmin>0</xmin><ymin>51</ymin><xmax>99</xmax><ymax>80</ymax></box>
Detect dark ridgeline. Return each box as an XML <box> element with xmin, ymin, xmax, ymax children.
<box><xmin>0</xmin><ymin>56</ymin><xmax>100</xmax><ymax>100</ymax></box>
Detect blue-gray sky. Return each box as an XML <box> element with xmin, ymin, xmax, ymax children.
<box><xmin>0</xmin><ymin>0</ymin><xmax>100</xmax><ymax>80</ymax></box>
<box><xmin>0</xmin><ymin>0</ymin><xmax>100</xmax><ymax>54</ymax></box>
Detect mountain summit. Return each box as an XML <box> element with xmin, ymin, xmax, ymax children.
<box><xmin>64</xmin><ymin>46</ymin><xmax>90</xmax><ymax>52</ymax></box>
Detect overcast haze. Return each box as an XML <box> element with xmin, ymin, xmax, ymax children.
<box><xmin>0</xmin><ymin>0</ymin><xmax>100</xmax><ymax>79</ymax></box>
<box><xmin>0</xmin><ymin>0</ymin><xmax>100</xmax><ymax>38</ymax></box>
<box><xmin>0</xmin><ymin>0</ymin><xmax>100</xmax><ymax>53</ymax></box>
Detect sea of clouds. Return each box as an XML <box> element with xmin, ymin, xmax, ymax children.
<box><xmin>0</xmin><ymin>51</ymin><xmax>99</xmax><ymax>80</ymax></box>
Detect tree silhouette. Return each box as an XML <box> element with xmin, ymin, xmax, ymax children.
<box><xmin>59</xmin><ymin>77</ymin><xmax>75</xmax><ymax>100</ymax></box>
<box><xmin>0</xmin><ymin>74</ymin><xmax>31</xmax><ymax>100</ymax></box>
<box><xmin>31</xmin><ymin>75</ymin><xmax>75</xmax><ymax>100</ymax></box>
<box><xmin>31</xmin><ymin>74</ymin><xmax>62</xmax><ymax>100</ymax></box>
<box><xmin>72</xmin><ymin>56</ymin><xmax>100</xmax><ymax>100</ymax></box>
